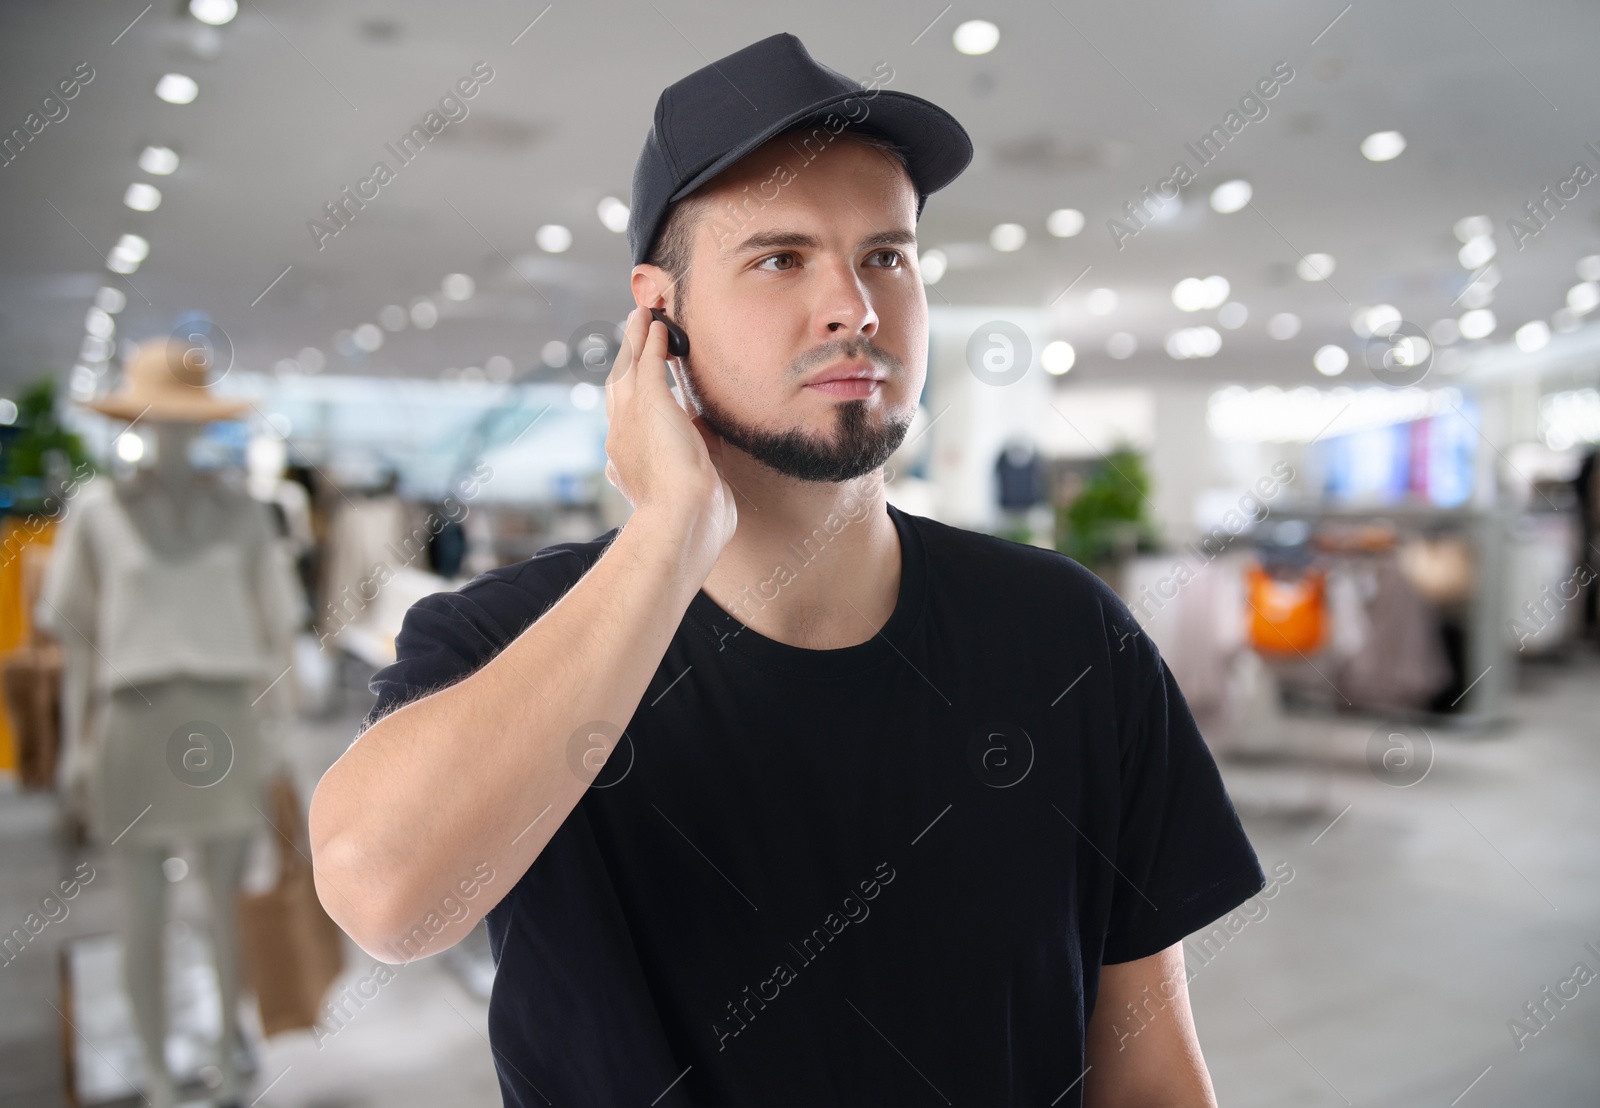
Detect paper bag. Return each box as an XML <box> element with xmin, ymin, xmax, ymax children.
<box><xmin>237</xmin><ymin>774</ymin><xmax>346</xmax><ymax>1037</ymax></box>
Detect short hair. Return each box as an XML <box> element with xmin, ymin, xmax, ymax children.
<box><xmin>641</xmin><ymin>126</ymin><xmax>913</xmax><ymax>322</ymax></box>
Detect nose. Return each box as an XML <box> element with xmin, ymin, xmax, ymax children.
<box><xmin>817</xmin><ymin>259</ymin><xmax>879</xmax><ymax>346</ymax></box>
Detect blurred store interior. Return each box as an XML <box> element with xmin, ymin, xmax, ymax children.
<box><xmin>2</xmin><ymin>2</ymin><xmax>1599</xmax><ymax>1106</ymax></box>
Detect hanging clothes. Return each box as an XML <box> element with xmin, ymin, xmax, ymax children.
<box><xmin>1336</xmin><ymin>550</ymin><xmax>1452</xmax><ymax>711</ymax></box>
<box><xmin>994</xmin><ymin>439</ymin><xmax>1043</xmax><ymax>510</ymax></box>
<box><xmin>1245</xmin><ymin>563</ymin><xmax>1328</xmax><ymax>655</ymax></box>
<box><xmin>317</xmin><ymin>492</ymin><xmax>409</xmax><ymax>637</ymax></box>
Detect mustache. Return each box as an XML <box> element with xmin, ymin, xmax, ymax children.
<box><xmin>790</xmin><ymin>337</ymin><xmax>903</xmax><ymax>380</ymax></box>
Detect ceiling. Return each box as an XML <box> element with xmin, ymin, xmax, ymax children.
<box><xmin>3</xmin><ymin>0</ymin><xmax>1599</xmax><ymax>396</ymax></box>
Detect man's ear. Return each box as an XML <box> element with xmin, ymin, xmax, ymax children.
<box><xmin>630</xmin><ymin>265</ymin><xmax>671</xmax><ymax>314</ymax></box>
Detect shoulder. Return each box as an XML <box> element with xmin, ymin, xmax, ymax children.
<box><xmin>68</xmin><ymin>474</ymin><xmax>116</xmax><ymax>513</ymax></box>
<box><xmin>900</xmin><ymin>509</ymin><xmax>1163</xmax><ymax>700</ymax></box>
<box><xmin>904</xmin><ymin>510</ymin><xmax>1141</xmax><ymax>637</ymax></box>
<box><xmin>399</xmin><ymin>526</ymin><xmax>622</xmax><ymax>651</ymax></box>
<box><xmin>364</xmin><ymin>526</ymin><xmax>621</xmax><ymax>729</ymax></box>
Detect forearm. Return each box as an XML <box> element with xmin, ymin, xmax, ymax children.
<box><xmin>309</xmin><ymin>506</ymin><xmax>708</xmax><ymax>961</ymax></box>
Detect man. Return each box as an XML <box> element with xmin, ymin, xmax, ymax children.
<box><xmin>309</xmin><ymin>32</ymin><xmax>1267</xmax><ymax>1106</ymax></box>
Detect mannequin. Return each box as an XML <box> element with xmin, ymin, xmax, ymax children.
<box><xmin>38</xmin><ymin>338</ymin><xmax>304</xmax><ymax>1108</ymax></box>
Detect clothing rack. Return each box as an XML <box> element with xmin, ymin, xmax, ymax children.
<box><xmin>1269</xmin><ymin>503</ymin><xmax>1511</xmax><ymax>731</ymax></box>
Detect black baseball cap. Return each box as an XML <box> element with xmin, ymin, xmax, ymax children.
<box><xmin>627</xmin><ymin>32</ymin><xmax>973</xmax><ymax>268</ymax></box>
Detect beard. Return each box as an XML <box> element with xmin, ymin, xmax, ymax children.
<box><xmin>676</xmin><ymin>341</ymin><xmax>914</xmax><ymax>484</ymax></box>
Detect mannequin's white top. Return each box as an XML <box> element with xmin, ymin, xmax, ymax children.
<box><xmin>35</xmin><ymin>471</ymin><xmax>305</xmax><ymax>694</ymax></box>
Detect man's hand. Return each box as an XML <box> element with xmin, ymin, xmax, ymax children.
<box><xmin>604</xmin><ymin>305</ymin><xmax>737</xmax><ymax>567</ymax></box>
<box><xmin>1083</xmin><ymin>942</ymin><xmax>1218</xmax><ymax>1107</ymax></box>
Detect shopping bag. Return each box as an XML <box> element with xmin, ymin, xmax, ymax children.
<box><xmin>237</xmin><ymin>774</ymin><xmax>346</xmax><ymax>1037</ymax></box>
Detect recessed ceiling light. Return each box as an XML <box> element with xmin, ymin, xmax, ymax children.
<box><xmin>1458</xmin><ymin>309</ymin><xmax>1496</xmax><ymax>340</ymax></box>
<box><xmin>1296</xmin><ymin>253</ymin><xmax>1335</xmax><ymax>281</ymax></box>
<box><xmin>189</xmin><ymin>0</ymin><xmax>237</xmax><ymax>25</ymax></box>
<box><xmin>1577</xmin><ymin>254</ymin><xmax>1600</xmax><ymax>282</ymax></box>
<box><xmin>116</xmin><ymin>432</ymin><xmax>146</xmax><ymax>463</ymax></box>
<box><xmin>1267</xmin><ymin>312</ymin><xmax>1301</xmax><ymax>340</ymax></box>
<box><xmin>1042</xmin><ymin>341</ymin><xmax>1075</xmax><ymax>374</ymax></box>
<box><xmin>410</xmin><ymin>300</ymin><xmax>439</xmax><ymax>329</ymax></box>
<box><xmin>1568</xmin><ymin>282</ymin><xmax>1600</xmax><ymax>314</ymax></box>
<box><xmin>441</xmin><ymin>273</ymin><xmax>475</xmax><ymax>300</ymax></box>
<box><xmin>138</xmin><ymin>146</ymin><xmax>179</xmax><ymax>175</ymax></box>
<box><xmin>1209</xmin><ymin>179</ymin><xmax>1252</xmax><ymax>214</ymax></box>
<box><xmin>108</xmin><ymin>233</ymin><xmax>149</xmax><ymax>273</ymax></box>
<box><xmin>123</xmin><ymin>182</ymin><xmax>161</xmax><ymax>211</ymax></box>
<box><xmin>1085</xmin><ymin>288</ymin><xmax>1117</xmax><ymax>316</ymax></box>
<box><xmin>918</xmin><ymin>248</ymin><xmax>947</xmax><ymax>284</ymax></box>
<box><xmin>1147</xmin><ymin>193</ymin><xmax>1182</xmax><ymax>223</ymax></box>
<box><xmin>537</xmin><ymin>224</ymin><xmax>572</xmax><ymax>252</ymax></box>
<box><xmin>1313</xmin><ymin>345</ymin><xmax>1349</xmax><ymax>375</ymax></box>
<box><xmin>1046</xmin><ymin>208</ymin><xmax>1084</xmax><ymax>237</ymax></box>
<box><xmin>1552</xmin><ymin>308</ymin><xmax>1583</xmax><ymax>334</ymax></box>
<box><xmin>1173</xmin><ymin>276</ymin><xmax>1229</xmax><ymax>311</ymax></box>
<box><xmin>1453</xmin><ymin>215</ymin><xmax>1492</xmax><ymax>243</ymax></box>
<box><xmin>155</xmin><ymin>73</ymin><xmax>199</xmax><ymax>104</ymax></box>
<box><xmin>1217</xmin><ymin>302</ymin><xmax>1248</xmax><ymax>329</ymax></box>
<box><xmin>80</xmin><ymin>334</ymin><xmax>113</xmax><ymax>363</ymax></box>
<box><xmin>1458</xmin><ymin>236</ymin><xmax>1496</xmax><ymax>269</ymax></box>
<box><xmin>953</xmin><ymin>20</ymin><xmax>1000</xmax><ymax>55</ymax></box>
<box><xmin>1352</xmin><ymin>304</ymin><xmax>1400</xmax><ymax>338</ymax></box>
<box><xmin>1166</xmin><ymin>326</ymin><xmax>1222</xmax><ymax>360</ymax></box>
<box><xmin>1360</xmin><ymin>130</ymin><xmax>1405</xmax><ymax>161</ymax></box>
<box><xmin>1515</xmin><ymin>321</ymin><xmax>1550</xmax><ymax>352</ymax></box>
<box><xmin>353</xmin><ymin>323</ymin><xmax>384</xmax><ymax>352</ymax></box>
<box><xmin>1106</xmin><ymin>332</ymin><xmax>1138</xmax><ymax>359</ymax></box>
<box><xmin>1429</xmin><ymin>318</ymin><xmax>1460</xmax><ymax>346</ymax></box>
<box><xmin>989</xmin><ymin>223</ymin><xmax>1026</xmax><ymax>251</ymax></box>
<box><xmin>597</xmin><ymin>196</ymin><xmax>629</xmax><ymax>233</ymax></box>
<box><xmin>95</xmin><ymin>286</ymin><xmax>126</xmax><ymax>314</ymax></box>
<box><xmin>378</xmin><ymin>304</ymin><xmax>407</xmax><ymax>331</ymax></box>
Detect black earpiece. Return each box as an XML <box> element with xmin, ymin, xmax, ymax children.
<box><xmin>649</xmin><ymin>307</ymin><xmax>691</xmax><ymax>359</ymax></box>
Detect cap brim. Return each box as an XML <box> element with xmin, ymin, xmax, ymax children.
<box><xmin>667</xmin><ymin>88</ymin><xmax>973</xmax><ymax>211</ymax></box>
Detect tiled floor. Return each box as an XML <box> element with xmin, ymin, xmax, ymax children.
<box><xmin>3</xmin><ymin>650</ymin><xmax>1596</xmax><ymax>1107</ymax></box>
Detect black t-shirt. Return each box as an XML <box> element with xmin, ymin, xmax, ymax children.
<box><xmin>363</xmin><ymin>500</ymin><xmax>1267</xmax><ymax>1107</ymax></box>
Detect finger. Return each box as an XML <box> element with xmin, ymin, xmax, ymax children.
<box><xmin>690</xmin><ymin>413</ymin><xmax>722</xmax><ymax>462</ymax></box>
<box><xmin>641</xmin><ymin>318</ymin><xmax>677</xmax><ymax>403</ymax></box>
<box><xmin>608</xmin><ymin>306</ymin><xmax>644</xmax><ymax>391</ymax></box>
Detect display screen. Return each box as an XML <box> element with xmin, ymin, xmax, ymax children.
<box><xmin>1318</xmin><ymin>396</ymin><xmax>1477</xmax><ymax>507</ymax></box>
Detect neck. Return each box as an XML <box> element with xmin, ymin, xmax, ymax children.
<box><xmin>148</xmin><ymin>423</ymin><xmax>200</xmax><ymax>490</ymax></box>
<box><xmin>701</xmin><ymin>457</ymin><xmax>900</xmax><ymax>651</ymax></box>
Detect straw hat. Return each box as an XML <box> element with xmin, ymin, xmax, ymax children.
<box><xmin>81</xmin><ymin>336</ymin><xmax>251</xmax><ymax>422</ymax></box>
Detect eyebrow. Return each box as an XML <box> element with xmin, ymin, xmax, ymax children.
<box><xmin>727</xmin><ymin>228</ymin><xmax>917</xmax><ymax>257</ymax></box>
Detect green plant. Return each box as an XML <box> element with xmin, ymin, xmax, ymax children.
<box><xmin>0</xmin><ymin>376</ymin><xmax>94</xmax><ymax>515</ymax></box>
<box><xmin>1057</xmin><ymin>445</ymin><xmax>1157</xmax><ymax>566</ymax></box>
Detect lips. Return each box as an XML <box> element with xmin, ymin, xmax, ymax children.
<box><xmin>806</xmin><ymin>361</ymin><xmax>885</xmax><ymax>385</ymax></box>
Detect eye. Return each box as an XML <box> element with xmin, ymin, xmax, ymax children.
<box><xmin>865</xmin><ymin>249</ymin><xmax>905</xmax><ymax>268</ymax></box>
<box><xmin>754</xmin><ymin>252</ymin><xmax>798</xmax><ymax>271</ymax></box>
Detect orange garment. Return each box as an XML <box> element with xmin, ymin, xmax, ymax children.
<box><xmin>1246</xmin><ymin>562</ymin><xmax>1327</xmax><ymax>655</ymax></box>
